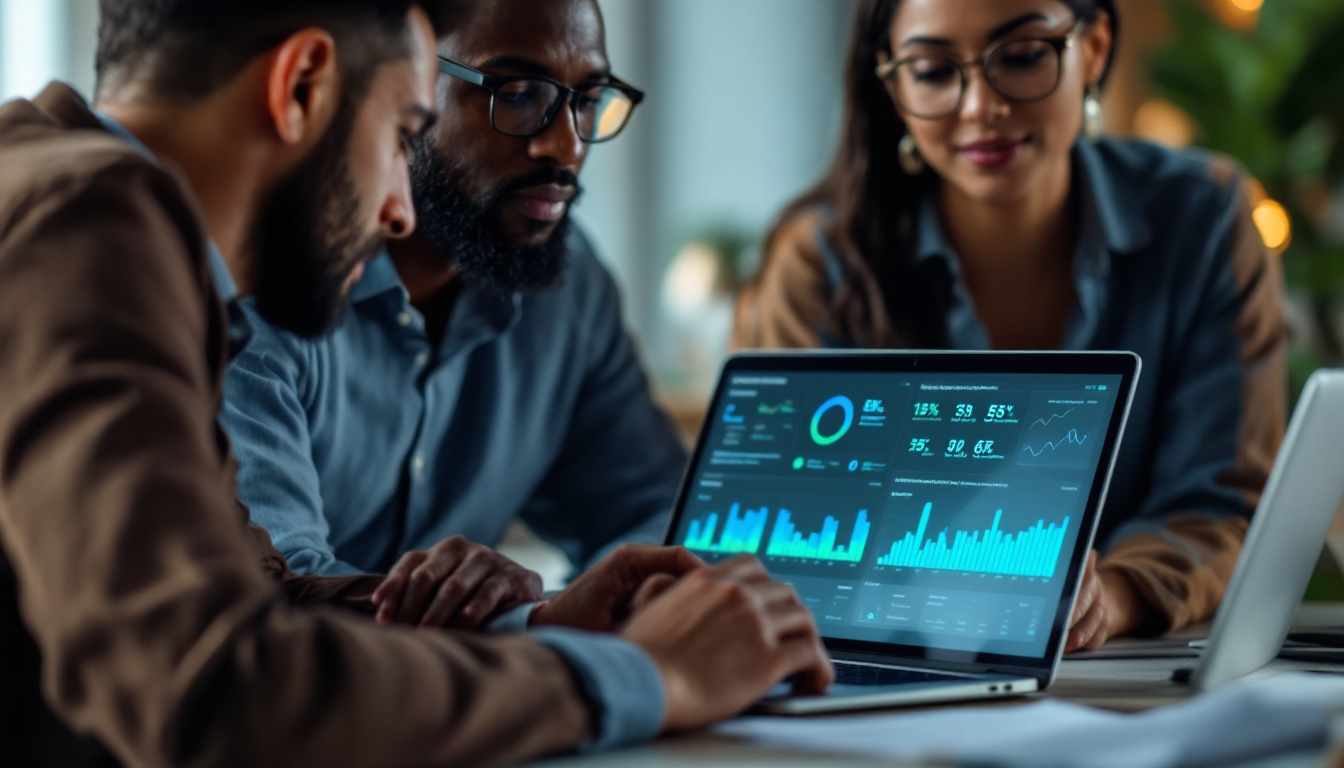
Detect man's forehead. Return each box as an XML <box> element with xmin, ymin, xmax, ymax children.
<box><xmin>440</xmin><ymin>0</ymin><xmax>608</xmax><ymax>75</ymax></box>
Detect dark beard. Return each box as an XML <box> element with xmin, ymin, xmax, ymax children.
<box><xmin>408</xmin><ymin>137</ymin><xmax>577</xmax><ymax>294</ymax></box>
<box><xmin>248</xmin><ymin>96</ymin><xmax>384</xmax><ymax>338</ymax></box>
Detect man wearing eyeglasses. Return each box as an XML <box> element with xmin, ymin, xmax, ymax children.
<box><xmin>221</xmin><ymin>0</ymin><xmax>683</xmax><ymax>629</ymax></box>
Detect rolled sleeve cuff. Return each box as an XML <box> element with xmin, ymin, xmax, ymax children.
<box><xmin>529</xmin><ymin>628</ymin><xmax>665</xmax><ymax>752</ymax></box>
<box><xmin>482</xmin><ymin>601</ymin><xmax>542</xmax><ymax>633</ymax></box>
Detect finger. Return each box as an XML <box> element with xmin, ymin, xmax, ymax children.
<box><xmin>1067</xmin><ymin>602</ymin><xmax>1105</xmax><ymax>652</ymax></box>
<box><xmin>631</xmin><ymin>573</ymin><xmax>678</xmax><ymax>612</ymax></box>
<box><xmin>1083</xmin><ymin>605</ymin><xmax>1111</xmax><ymax>652</ymax></box>
<box><xmin>1064</xmin><ymin>572</ymin><xmax>1096</xmax><ymax>626</ymax></box>
<box><xmin>710</xmin><ymin>554</ymin><xmax>771</xmax><ymax>582</ymax></box>
<box><xmin>451</xmin><ymin>577</ymin><xmax>516</xmax><ymax>630</ymax></box>
<box><xmin>396</xmin><ymin>552</ymin><xmax>468</xmax><ymax>625</ymax></box>
<box><xmin>763</xmin><ymin>599</ymin><xmax>821</xmax><ymax>642</ymax></box>
<box><xmin>613</xmin><ymin>544</ymin><xmax>707</xmax><ymax>575</ymax></box>
<box><xmin>780</xmin><ymin>635</ymin><xmax>835</xmax><ymax>694</ymax></box>
<box><xmin>412</xmin><ymin>550</ymin><xmax>496</xmax><ymax>627</ymax></box>
<box><xmin>375</xmin><ymin>552</ymin><xmax>426</xmax><ymax>624</ymax></box>
<box><xmin>745</xmin><ymin>580</ymin><xmax>806</xmax><ymax>612</ymax></box>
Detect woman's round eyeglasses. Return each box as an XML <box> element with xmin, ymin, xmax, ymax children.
<box><xmin>875</xmin><ymin>20</ymin><xmax>1085</xmax><ymax>120</ymax></box>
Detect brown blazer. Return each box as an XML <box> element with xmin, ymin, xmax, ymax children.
<box><xmin>0</xmin><ymin>83</ymin><xmax>594</xmax><ymax>768</ymax></box>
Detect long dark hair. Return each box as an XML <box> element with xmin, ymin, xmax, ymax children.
<box><xmin>756</xmin><ymin>0</ymin><xmax>1118</xmax><ymax>348</ymax></box>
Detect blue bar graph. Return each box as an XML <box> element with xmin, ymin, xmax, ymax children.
<box><xmin>683</xmin><ymin>503</ymin><xmax>769</xmax><ymax>554</ymax></box>
<box><xmin>876</xmin><ymin>503</ymin><xmax>1069</xmax><ymax>578</ymax></box>
<box><xmin>765</xmin><ymin>510</ymin><xmax>870</xmax><ymax>562</ymax></box>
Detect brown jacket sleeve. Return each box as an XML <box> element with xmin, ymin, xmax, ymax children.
<box><xmin>0</xmin><ymin>157</ymin><xmax>596</xmax><ymax>767</ymax></box>
<box><xmin>1098</xmin><ymin>177</ymin><xmax>1287</xmax><ymax>635</ymax></box>
<box><xmin>733</xmin><ymin>212</ymin><xmax>834</xmax><ymax>350</ymax></box>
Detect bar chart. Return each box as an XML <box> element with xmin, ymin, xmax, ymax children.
<box><xmin>765</xmin><ymin>509</ymin><xmax>870</xmax><ymax>562</ymax></box>
<box><xmin>875</xmin><ymin>502</ymin><xmax>1069</xmax><ymax>578</ymax></box>
<box><xmin>682</xmin><ymin>503</ymin><xmax>768</xmax><ymax>554</ymax></box>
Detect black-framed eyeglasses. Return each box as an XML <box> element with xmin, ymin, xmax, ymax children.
<box><xmin>875</xmin><ymin>20</ymin><xmax>1084</xmax><ymax>119</ymax></box>
<box><xmin>438</xmin><ymin>57</ymin><xmax>645</xmax><ymax>143</ymax></box>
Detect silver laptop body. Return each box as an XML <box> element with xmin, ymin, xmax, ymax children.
<box><xmin>1191</xmin><ymin>369</ymin><xmax>1344</xmax><ymax>691</ymax></box>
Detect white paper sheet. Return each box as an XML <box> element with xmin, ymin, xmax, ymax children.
<box><xmin>714</xmin><ymin>673</ymin><xmax>1344</xmax><ymax>767</ymax></box>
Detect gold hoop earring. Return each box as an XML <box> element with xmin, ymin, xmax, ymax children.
<box><xmin>1083</xmin><ymin>85</ymin><xmax>1103</xmax><ymax>141</ymax></box>
<box><xmin>899</xmin><ymin>133</ymin><xmax>925</xmax><ymax>175</ymax></box>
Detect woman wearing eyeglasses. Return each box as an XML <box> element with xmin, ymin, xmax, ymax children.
<box><xmin>735</xmin><ymin>0</ymin><xmax>1287</xmax><ymax>651</ymax></box>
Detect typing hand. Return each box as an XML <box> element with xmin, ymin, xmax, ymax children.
<box><xmin>372</xmin><ymin>535</ymin><xmax>543</xmax><ymax>630</ymax></box>
<box><xmin>620</xmin><ymin>555</ymin><xmax>835</xmax><ymax>732</ymax></box>
<box><xmin>530</xmin><ymin>544</ymin><xmax>705</xmax><ymax>633</ymax></box>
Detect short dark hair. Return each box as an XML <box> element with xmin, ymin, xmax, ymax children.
<box><xmin>95</xmin><ymin>0</ymin><xmax>462</xmax><ymax>102</ymax></box>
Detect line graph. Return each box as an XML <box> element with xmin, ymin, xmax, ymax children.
<box><xmin>1018</xmin><ymin>393</ymin><xmax>1104</xmax><ymax>470</ymax></box>
<box><xmin>1029</xmin><ymin>408</ymin><xmax>1075</xmax><ymax>429</ymax></box>
<box><xmin>758</xmin><ymin>400</ymin><xmax>795</xmax><ymax>415</ymax></box>
<box><xmin>1021</xmin><ymin>428</ymin><xmax>1088</xmax><ymax>458</ymax></box>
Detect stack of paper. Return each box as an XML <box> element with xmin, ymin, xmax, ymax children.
<box><xmin>715</xmin><ymin>673</ymin><xmax>1344</xmax><ymax>767</ymax></box>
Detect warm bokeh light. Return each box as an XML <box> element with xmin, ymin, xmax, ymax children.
<box><xmin>1132</xmin><ymin>99</ymin><xmax>1197</xmax><ymax>148</ymax></box>
<box><xmin>1252</xmin><ymin>200</ymin><xmax>1292</xmax><ymax>252</ymax></box>
<box><xmin>1212</xmin><ymin>0</ymin><xmax>1260</xmax><ymax>29</ymax></box>
<box><xmin>662</xmin><ymin>242</ymin><xmax>723</xmax><ymax>318</ymax></box>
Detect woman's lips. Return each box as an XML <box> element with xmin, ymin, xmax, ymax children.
<box><xmin>959</xmin><ymin>137</ymin><xmax>1028</xmax><ymax>170</ymax></box>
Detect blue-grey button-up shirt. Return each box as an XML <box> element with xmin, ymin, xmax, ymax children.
<box><xmin>222</xmin><ymin>227</ymin><xmax>687</xmax><ymax>578</ymax></box>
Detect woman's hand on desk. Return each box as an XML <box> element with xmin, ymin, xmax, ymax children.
<box><xmin>371</xmin><ymin>536</ymin><xmax>544</xmax><ymax>630</ymax></box>
<box><xmin>1066</xmin><ymin>550</ymin><xmax>1145</xmax><ymax>651</ymax></box>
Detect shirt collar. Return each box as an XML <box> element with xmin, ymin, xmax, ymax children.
<box><xmin>1073</xmin><ymin>138</ymin><xmax>1152</xmax><ymax>254</ymax></box>
<box><xmin>350</xmin><ymin>251</ymin><xmax>405</xmax><ymax>303</ymax></box>
<box><xmin>351</xmin><ymin>250</ymin><xmax>522</xmax><ymax>348</ymax></box>
<box><xmin>92</xmin><ymin>110</ymin><xmax>240</xmax><ymax>303</ymax></box>
<box><xmin>912</xmin><ymin>137</ymin><xmax>1141</xmax><ymax>272</ymax></box>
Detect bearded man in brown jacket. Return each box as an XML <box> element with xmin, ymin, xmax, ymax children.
<box><xmin>0</xmin><ymin>2</ymin><xmax>832</xmax><ymax>767</ymax></box>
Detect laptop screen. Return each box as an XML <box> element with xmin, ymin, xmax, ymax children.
<box><xmin>666</xmin><ymin>353</ymin><xmax>1136</xmax><ymax>669</ymax></box>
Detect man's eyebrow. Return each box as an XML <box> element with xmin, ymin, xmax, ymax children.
<box><xmin>478</xmin><ymin>54</ymin><xmax>554</xmax><ymax>77</ymax></box>
<box><xmin>899</xmin><ymin>13</ymin><xmax>1054</xmax><ymax>50</ymax></box>
<box><xmin>404</xmin><ymin>105</ymin><xmax>437</xmax><ymax>136</ymax></box>
<box><xmin>476</xmin><ymin>54</ymin><xmax>612</xmax><ymax>82</ymax></box>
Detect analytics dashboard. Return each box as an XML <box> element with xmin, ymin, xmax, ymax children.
<box><xmin>671</xmin><ymin>369</ymin><xmax>1124</xmax><ymax>659</ymax></box>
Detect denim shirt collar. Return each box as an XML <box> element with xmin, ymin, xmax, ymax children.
<box><xmin>350</xmin><ymin>251</ymin><xmax>522</xmax><ymax>358</ymax></box>
<box><xmin>93</xmin><ymin>110</ymin><xmax>249</xmax><ymax>353</ymax></box>
<box><xmin>911</xmin><ymin>138</ymin><xmax>1133</xmax><ymax>350</ymax></box>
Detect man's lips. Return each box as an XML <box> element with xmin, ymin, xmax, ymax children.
<box><xmin>958</xmin><ymin>136</ymin><xmax>1029</xmax><ymax>170</ymax></box>
<box><xmin>342</xmin><ymin>259</ymin><xmax>367</xmax><ymax>292</ymax></box>
<box><xmin>509</xmin><ymin>183</ymin><xmax>577</xmax><ymax>223</ymax></box>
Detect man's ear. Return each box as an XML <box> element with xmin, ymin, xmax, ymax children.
<box><xmin>264</xmin><ymin>28</ymin><xmax>342</xmax><ymax>148</ymax></box>
<box><xmin>1081</xmin><ymin>10</ymin><xmax>1114</xmax><ymax>87</ymax></box>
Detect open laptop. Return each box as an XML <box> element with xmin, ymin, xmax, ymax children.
<box><xmin>664</xmin><ymin>351</ymin><xmax>1140</xmax><ymax>713</ymax></box>
<box><xmin>1187</xmin><ymin>369</ymin><xmax>1344</xmax><ymax>691</ymax></box>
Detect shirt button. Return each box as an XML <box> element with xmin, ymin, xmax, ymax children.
<box><xmin>415</xmin><ymin>350</ymin><xmax>430</xmax><ymax>367</ymax></box>
<box><xmin>411</xmin><ymin>454</ymin><xmax>426</xmax><ymax>476</ymax></box>
<box><xmin>397</xmin><ymin>311</ymin><xmax>414</xmax><ymax>327</ymax></box>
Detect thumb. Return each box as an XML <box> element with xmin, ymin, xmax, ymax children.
<box><xmin>630</xmin><ymin>573</ymin><xmax>678</xmax><ymax>613</ymax></box>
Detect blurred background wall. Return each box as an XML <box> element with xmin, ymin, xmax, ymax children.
<box><xmin>12</xmin><ymin>0</ymin><xmax>1340</xmax><ymax>407</ymax></box>
<box><xmin>6</xmin><ymin>0</ymin><xmax>1344</xmax><ymax>588</ymax></box>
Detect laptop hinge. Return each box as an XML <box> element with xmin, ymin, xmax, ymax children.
<box><xmin>829</xmin><ymin>649</ymin><xmax>1050</xmax><ymax>685</ymax></box>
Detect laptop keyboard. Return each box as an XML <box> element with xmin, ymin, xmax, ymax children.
<box><xmin>832</xmin><ymin>662</ymin><xmax>966</xmax><ymax>687</ymax></box>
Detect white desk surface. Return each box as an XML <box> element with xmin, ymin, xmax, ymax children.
<box><xmin>522</xmin><ymin>603</ymin><xmax>1344</xmax><ymax>768</ymax></box>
